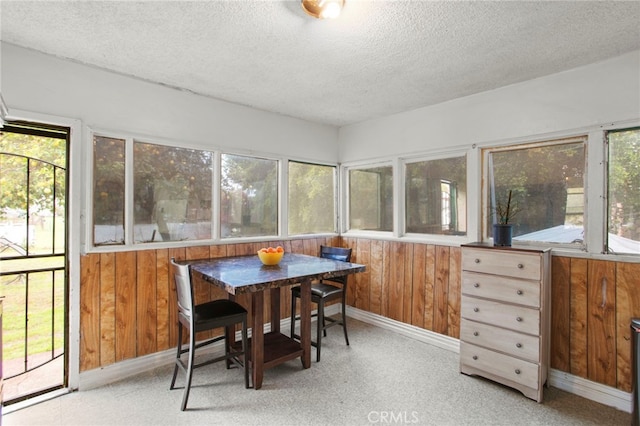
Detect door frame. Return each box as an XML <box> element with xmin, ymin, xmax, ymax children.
<box><xmin>4</xmin><ymin>109</ymin><xmax>82</xmax><ymax>393</ymax></box>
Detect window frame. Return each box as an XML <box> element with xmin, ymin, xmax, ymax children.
<box><xmin>287</xmin><ymin>160</ymin><xmax>338</xmax><ymax>236</ymax></box>
<box><xmin>342</xmin><ymin>160</ymin><xmax>395</xmax><ymax>237</ymax></box>
<box><xmin>401</xmin><ymin>151</ymin><xmax>469</xmax><ymax>241</ymax></box>
<box><xmin>86</xmin><ymin>128</ymin><xmax>339</xmax><ymax>251</ymax></box>
<box><xmin>219</xmin><ymin>152</ymin><xmax>280</xmax><ymax>240</ymax></box>
<box><xmin>481</xmin><ymin>135</ymin><xmax>589</xmax><ymax>250</ymax></box>
<box><xmin>605</xmin><ymin>126</ymin><xmax>640</xmax><ymax>256</ymax></box>
<box><xmin>92</xmin><ymin>134</ymin><xmax>126</xmax><ymax>246</ymax></box>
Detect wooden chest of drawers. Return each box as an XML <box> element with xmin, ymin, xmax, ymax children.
<box><xmin>459</xmin><ymin>243</ymin><xmax>551</xmax><ymax>402</ymax></box>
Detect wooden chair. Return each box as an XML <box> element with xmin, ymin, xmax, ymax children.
<box><xmin>169</xmin><ymin>258</ymin><xmax>249</xmax><ymax>411</ymax></box>
<box><xmin>290</xmin><ymin>246</ymin><xmax>352</xmax><ymax>362</ymax></box>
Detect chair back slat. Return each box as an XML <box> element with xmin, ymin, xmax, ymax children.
<box><xmin>319</xmin><ymin>246</ymin><xmax>352</xmax><ymax>285</ymax></box>
<box><xmin>170</xmin><ymin>258</ymin><xmax>193</xmax><ymax>317</ymax></box>
<box><xmin>320</xmin><ymin>245</ymin><xmax>352</xmax><ymax>262</ymax></box>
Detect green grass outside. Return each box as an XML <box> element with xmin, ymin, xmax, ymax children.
<box><xmin>1</xmin><ymin>216</ymin><xmax>66</xmax><ymax>362</ymax></box>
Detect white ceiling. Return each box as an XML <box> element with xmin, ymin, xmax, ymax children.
<box><xmin>2</xmin><ymin>1</ymin><xmax>640</xmax><ymax>127</ymax></box>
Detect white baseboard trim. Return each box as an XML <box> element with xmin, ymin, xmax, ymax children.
<box><xmin>548</xmin><ymin>369</ymin><xmax>631</xmax><ymax>413</ymax></box>
<box><xmin>78</xmin><ymin>305</ymin><xmax>632</xmax><ymax>414</ymax></box>
<box><xmin>345</xmin><ymin>306</ymin><xmax>460</xmax><ymax>353</ymax></box>
<box><xmin>346</xmin><ymin>305</ymin><xmax>632</xmax><ymax>414</ymax></box>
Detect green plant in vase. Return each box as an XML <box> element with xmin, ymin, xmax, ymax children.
<box><xmin>493</xmin><ymin>190</ymin><xmax>519</xmax><ymax>246</ymax></box>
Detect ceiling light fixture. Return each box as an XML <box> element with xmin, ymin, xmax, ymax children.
<box><xmin>301</xmin><ymin>0</ymin><xmax>345</xmax><ymax>19</ymax></box>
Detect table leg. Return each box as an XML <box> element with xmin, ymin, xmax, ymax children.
<box><xmin>270</xmin><ymin>287</ymin><xmax>280</xmax><ymax>334</ymax></box>
<box><xmin>251</xmin><ymin>291</ymin><xmax>264</xmax><ymax>390</ymax></box>
<box><xmin>226</xmin><ymin>294</ymin><xmax>236</xmax><ymax>368</ymax></box>
<box><xmin>300</xmin><ymin>280</ymin><xmax>311</xmax><ymax>369</ymax></box>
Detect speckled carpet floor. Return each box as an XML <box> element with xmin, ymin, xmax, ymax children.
<box><xmin>3</xmin><ymin>318</ymin><xmax>631</xmax><ymax>425</ymax></box>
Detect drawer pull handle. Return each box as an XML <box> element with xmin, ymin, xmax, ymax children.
<box><xmin>515</xmin><ymin>369</ymin><xmax>521</xmax><ymax>375</ymax></box>
<box><xmin>472</xmin><ymin>355</ymin><xmax>478</xmax><ymax>360</ymax></box>
<box><xmin>516</xmin><ymin>316</ymin><xmax>522</xmax><ymax>322</ymax></box>
<box><xmin>474</xmin><ymin>283</ymin><xmax>480</xmax><ymax>288</ymax></box>
<box><xmin>473</xmin><ymin>331</ymin><xmax>479</xmax><ymax>336</ymax></box>
<box><xmin>474</xmin><ymin>307</ymin><xmax>479</xmax><ymax>313</ymax></box>
<box><xmin>474</xmin><ymin>258</ymin><xmax>480</xmax><ymax>264</ymax></box>
<box><xmin>517</xmin><ymin>263</ymin><xmax>524</xmax><ymax>269</ymax></box>
<box><xmin>516</xmin><ymin>290</ymin><xmax>523</xmax><ymax>295</ymax></box>
<box><xmin>516</xmin><ymin>343</ymin><xmax>522</xmax><ymax>348</ymax></box>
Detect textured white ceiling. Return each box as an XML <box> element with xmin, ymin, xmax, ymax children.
<box><xmin>1</xmin><ymin>1</ymin><xmax>640</xmax><ymax>127</ymax></box>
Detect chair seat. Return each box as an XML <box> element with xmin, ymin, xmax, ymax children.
<box><xmin>291</xmin><ymin>282</ymin><xmax>343</xmax><ymax>299</ymax></box>
<box><xmin>194</xmin><ymin>299</ymin><xmax>247</xmax><ymax>323</ymax></box>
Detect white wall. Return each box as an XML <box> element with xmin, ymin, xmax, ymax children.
<box><xmin>1</xmin><ymin>43</ymin><xmax>339</xmax><ymax>162</ymax></box>
<box><xmin>338</xmin><ymin>50</ymin><xmax>640</xmax><ymax>162</ymax></box>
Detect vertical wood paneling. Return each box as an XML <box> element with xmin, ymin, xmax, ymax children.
<box><xmin>234</xmin><ymin>243</ymin><xmax>255</xmax><ymax>256</ymax></box>
<box><xmin>369</xmin><ymin>240</ymin><xmax>384</xmax><ymax>315</ymax></box>
<box><xmin>411</xmin><ymin>244</ymin><xmax>426</xmax><ymax>328</ymax></box>
<box><xmin>615</xmin><ymin>262</ymin><xmax>640</xmax><ymax>392</ymax></box>
<box><xmin>290</xmin><ymin>239</ymin><xmax>304</xmax><ymax>253</ymax></box>
<box><xmin>551</xmin><ymin>256</ymin><xmax>571</xmax><ymax>371</ymax></box>
<box><xmin>115</xmin><ymin>251</ymin><xmax>137</xmax><ymax>362</ymax></box>
<box><xmin>156</xmin><ymin>249</ymin><xmax>170</xmax><ymax>351</ymax></box>
<box><xmin>447</xmin><ymin>247</ymin><xmax>461</xmax><ymax>338</ymax></box>
<box><xmin>433</xmin><ymin>246</ymin><xmax>450</xmax><ymax>335</ymax></box>
<box><xmin>587</xmin><ymin>260</ymin><xmax>616</xmax><ymax>387</ymax></box>
<box><xmin>99</xmin><ymin>252</ymin><xmax>116</xmax><ymax>366</ymax></box>
<box><xmin>78</xmin><ymin>236</ymin><xmax>640</xmax><ymax>394</ymax></box>
<box><xmin>387</xmin><ymin>242</ymin><xmax>405</xmax><ymax>322</ymax></box>
<box><xmin>402</xmin><ymin>243</ymin><xmax>414</xmax><ymax>324</ymax></box>
<box><xmin>302</xmin><ymin>238</ymin><xmax>317</xmax><ymax>256</ymax></box>
<box><xmin>209</xmin><ymin>244</ymin><xmax>227</xmax><ymax>258</ymax></box>
<box><xmin>423</xmin><ymin>245</ymin><xmax>435</xmax><ymax>330</ymax></box>
<box><xmin>381</xmin><ymin>241</ymin><xmax>391</xmax><ymax>318</ymax></box>
<box><xmin>80</xmin><ymin>253</ymin><xmax>101</xmax><ymax>371</ymax></box>
<box><xmin>136</xmin><ymin>250</ymin><xmax>157</xmax><ymax>356</ymax></box>
<box><xmin>355</xmin><ymin>239</ymin><xmax>371</xmax><ymax>311</ymax></box>
<box><xmin>570</xmin><ymin>258</ymin><xmax>588</xmax><ymax>378</ymax></box>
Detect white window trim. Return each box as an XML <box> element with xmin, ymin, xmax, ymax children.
<box><xmin>86</xmin><ymin>127</ymin><xmax>340</xmax><ymax>252</ymax></box>
<box><xmin>475</xmin><ymin>119</ymin><xmax>640</xmax><ymax>260</ymax></box>
<box><xmin>481</xmin><ymin>135</ymin><xmax>588</xmax><ymax>250</ymax></box>
<box><xmin>341</xmin><ymin>160</ymin><xmax>395</xmax><ymax>236</ymax></box>
<box><xmin>400</xmin><ymin>148</ymin><xmax>470</xmax><ymax>241</ymax></box>
<box><xmin>286</xmin><ymin>160</ymin><xmax>338</xmax><ymax>236</ymax></box>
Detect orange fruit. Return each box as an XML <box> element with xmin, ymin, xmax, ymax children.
<box><xmin>260</xmin><ymin>248</ymin><xmax>268</xmax><ymax>253</ymax></box>
<box><xmin>276</xmin><ymin>246</ymin><xmax>284</xmax><ymax>253</ymax></box>
<box><xmin>267</xmin><ymin>247</ymin><xmax>276</xmax><ymax>253</ymax></box>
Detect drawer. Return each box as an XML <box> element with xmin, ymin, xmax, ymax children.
<box><xmin>462</xmin><ymin>248</ymin><xmax>541</xmax><ymax>280</ymax></box>
<box><xmin>461</xmin><ymin>295</ymin><xmax>540</xmax><ymax>335</ymax></box>
<box><xmin>460</xmin><ymin>342</ymin><xmax>540</xmax><ymax>389</ymax></box>
<box><xmin>460</xmin><ymin>318</ymin><xmax>540</xmax><ymax>362</ymax></box>
<box><xmin>462</xmin><ymin>272</ymin><xmax>540</xmax><ymax>307</ymax></box>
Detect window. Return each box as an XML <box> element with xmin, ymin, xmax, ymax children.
<box><xmin>348</xmin><ymin>166</ymin><xmax>393</xmax><ymax>232</ymax></box>
<box><xmin>405</xmin><ymin>156</ymin><xmax>466</xmax><ymax>235</ymax></box>
<box><xmin>221</xmin><ymin>154</ymin><xmax>278</xmax><ymax>238</ymax></box>
<box><xmin>93</xmin><ymin>136</ymin><xmax>125</xmax><ymax>245</ymax></box>
<box><xmin>485</xmin><ymin>137</ymin><xmax>586</xmax><ymax>245</ymax></box>
<box><xmin>288</xmin><ymin>161</ymin><xmax>336</xmax><ymax>235</ymax></box>
<box><xmin>133</xmin><ymin>142</ymin><xmax>212</xmax><ymax>243</ymax></box>
<box><xmin>607</xmin><ymin>127</ymin><xmax>640</xmax><ymax>254</ymax></box>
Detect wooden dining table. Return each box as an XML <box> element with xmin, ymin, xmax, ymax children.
<box><xmin>186</xmin><ymin>252</ymin><xmax>365</xmax><ymax>390</ymax></box>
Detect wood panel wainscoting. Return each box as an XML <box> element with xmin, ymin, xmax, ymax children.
<box><xmin>340</xmin><ymin>238</ymin><xmax>640</xmax><ymax>394</ymax></box>
<box><xmin>79</xmin><ymin>237</ymin><xmax>339</xmax><ymax>371</ymax></box>
<box><xmin>80</xmin><ymin>236</ymin><xmax>640</xmax><ymax>394</ymax></box>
